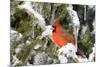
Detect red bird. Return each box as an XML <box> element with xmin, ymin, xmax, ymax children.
<box><xmin>51</xmin><ymin>18</ymin><xmax>76</xmax><ymax>48</ymax></box>
<box><xmin>50</xmin><ymin>18</ymin><xmax>86</xmax><ymax>58</ymax></box>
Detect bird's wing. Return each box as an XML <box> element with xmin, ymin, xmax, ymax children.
<box><xmin>59</xmin><ymin>29</ymin><xmax>75</xmax><ymax>44</ymax></box>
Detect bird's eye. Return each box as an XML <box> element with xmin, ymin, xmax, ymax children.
<box><xmin>52</xmin><ymin>25</ymin><xmax>56</xmax><ymax>32</ymax></box>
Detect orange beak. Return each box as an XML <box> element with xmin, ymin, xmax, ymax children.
<box><xmin>51</xmin><ymin>26</ymin><xmax>55</xmax><ymax>31</ymax></box>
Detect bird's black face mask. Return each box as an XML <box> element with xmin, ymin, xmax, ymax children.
<box><xmin>52</xmin><ymin>25</ymin><xmax>56</xmax><ymax>32</ymax></box>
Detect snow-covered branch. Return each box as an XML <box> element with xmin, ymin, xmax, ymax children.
<box><xmin>18</xmin><ymin>2</ymin><xmax>46</xmax><ymax>30</ymax></box>
<box><xmin>66</xmin><ymin>5</ymin><xmax>80</xmax><ymax>50</ymax></box>
<box><xmin>57</xmin><ymin>43</ymin><xmax>89</xmax><ymax>63</ymax></box>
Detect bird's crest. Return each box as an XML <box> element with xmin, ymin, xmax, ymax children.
<box><xmin>53</xmin><ymin>17</ymin><xmax>60</xmax><ymax>26</ymax></box>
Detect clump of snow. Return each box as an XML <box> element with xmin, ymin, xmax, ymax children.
<box><xmin>15</xmin><ymin>48</ymin><xmax>21</xmax><ymax>54</ymax></box>
<box><xmin>26</xmin><ymin>40</ymin><xmax>31</xmax><ymax>45</ymax></box>
<box><xmin>11</xmin><ymin>29</ymin><xmax>23</xmax><ymax>41</ymax></box>
<box><xmin>41</xmin><ymin>25</ymin><xmax>52</xmax><ymax>39</ymax></box>
<box><xmin>53</xmin><ymin>59</ymin><xmax>59</xmax><ymax>64</ymax></box>
<box><xmin>67</xmin><ymin>5</ymin><xmax>80</xmax><ymax>28</ymax></box>
<box><xmin>15</xmin><ymin>43</ymin><xmax>25</xmax><ymax>54</ymax></box>
<box><xmin>34</xmin><ymin>43</ymin><xmax>41</xmax><ymax>50</ymax></box>
<box><xmin>57</xmin><ymin>43</ymin><xmax>89</xmax><ymax>63</ymax></box>
<box><xmin>57</xmin><ymin>43</ymin><xmax>77</xmax><ymax>63</ymax></box>
<box><xmin>34</xmin><ymin>52</ymin><xmax>48</xmax><ymax>65</ymax></box>
<box><xmin>58</xmin><ymin>43</ymin><xmax>77</xmax><ymax>58</ymax></box>
<box><xmin>88</xmin><ymin>5</ymin><xmax>95</xmax><ymax>11</ymax></box>
<box><xmin>89</xmin><ymin>45</ymin><xmax>95</xmax><ymax>62</ymax></box>
<box><xmin>91</xmin><ymin>20</ymin><xmax>95</xmax><ymax>34</ymax></box>
<box><xmin>76</xmin><ymin>55</ymin><xmax>89</xmax><ymax>63</ymax></box>
<box><xmin>18</xmin><ymin>2</ymin><xmax>32</xmax><ymax>12</ymax></box>
<box><xmin>58</xmin><ymin>54</ymin><xmax>68</xmax><ymax>63</ymax></box>
<box><xmin>27</xmin><ymin>62</ymin><xmax>32</xmax><ymax>66</ymax></box>
<box><xmin>81</xmin><ymin>25</ymin><xmax>88</xmax><ymax>35</ymax></box>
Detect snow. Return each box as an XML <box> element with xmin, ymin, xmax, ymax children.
<box><xmin>58</xmin><ymin>43</ymin><xmax>77</xmax><ymax>58</ymax></box>
<box><xmin>11</xmin><ymin>29</ymin><xmax>23</xmax><ymax>41</ymax></box>
<box><xmin>17</xmin><ymin>3</ymin><xmax>95</xmax><ymax>64</ymax></box>
<box><xmin>71</xmin><ymin>10</ymin><xmax>80</xmax><ymax>27</ymax></box>
<box><xmin>67</xmin><ymin>5</ymin><xmax>80</xmax><ymax>50</ymax></box>
<box><xmin>17</xmin><ymin>43</ymin><xmax>25</xmax><ymax>48</ymax></box>
<box><xmin>41</xmin><ymin>25</ymin><xmax>52</xmax><ymax>39</ymax></box>
<box><xmin>67</xmin><ymin>5</ymin><xmax>80</xmax><ymax>27</ymax></box>
<box><xmin>91</xmin><ymin>20</ymin><xmax>95</xmax><ymax>34</ymax></box>
<box><xmin>57</xmin><ymin>43</ymin><xmax>90</xmax><ymax>63</ymax></box>
<box><xmin>15</xmin><ymin>43</ymin><xmax>25</xmax><ymax>54</ymax></box>
<box><xmin>26</xmin><ymin>40</ymin><xmax>31</xmax><ymax>45</ymax></box>
<box><xmin>76</xmin><ymin>55</ymin><xmax>89</xmax><ymax>63</ymax></box>
<box><xmin>15</xmin><ymin>48</ymin><xmax>21</xmax><ymax>54</ymax></box>
<box><xmin>18</xmin><ymin>1</ymin><xmax>46</xmax><ymax>30</ymax></box>
<box><xmin>58</xmin><ymin>55</ymin><xmax>68</xmax><ymax>63</ymax></box>
<box><xmin>81</xmin><ymin>25</ymin><xmax>88</xmax><ymax>35</ymax></box>
<box><xmin>11</xmin><ymin>30</ymin><xmax>17</xmax><ymax>34</ymax></box>
<box><xmin>27</xmin><ymin>62</ymin><xmax>32</xmax><ymax>66</ymax></box>
<box><xmin>12</xmin><ymin>55</ymin><xmax>22</xmax><ymax>66</ymax></box>
<box><xmin>34</xmin><ymin>52</ymin><xmax>48</xmax><ymax>65</ymax></box>
<box><xmin>88</xmin><ymin>5</ymin><xmax>95</xmax><ymax>11</ymax></box>
<box><xmin>89</xmin><ymin>45</ymin><xmax>95</xmax><ymax>62</ymax></box>
<box><xmin>34</xmin><ymin>44</ymin><xmax>41</xmax><ymax>50</ymax></box>
<box><xmin>57</xmin><ymin>43</ymin><xmax>77</xmax><ymax>63</ymax></box>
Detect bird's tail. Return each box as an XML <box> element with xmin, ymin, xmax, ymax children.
<box><xmin>77</xmin><ymin>47</ymin><xmax>86</xmax><ymax>58</ymax></box>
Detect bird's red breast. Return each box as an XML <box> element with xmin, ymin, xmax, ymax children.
<box><xmin>51</xmin><ymin>18</ymin><xmax>76</xmax><ymax>48</ymax></box>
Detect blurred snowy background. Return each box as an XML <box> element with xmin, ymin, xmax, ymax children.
<box><xmin>10</xmin><ymin>0</ymin><xmax>95</xmax><ymax>66</ymax></box>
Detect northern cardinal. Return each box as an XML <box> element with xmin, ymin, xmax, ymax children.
<box><xmin>51</xmin><ymin>18</ymin><xmax>76</xmax><ymax>48</ymax></box>
<box><xmin>50</xmin><ymin>18</ymin><xmax>86</xmax><ymax>58</ymax></box>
